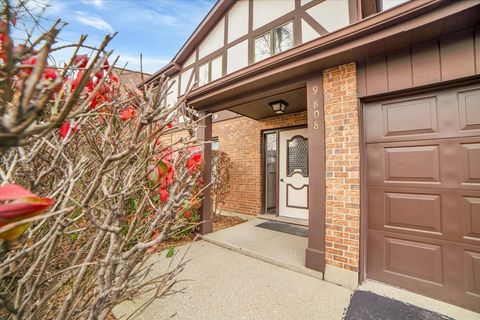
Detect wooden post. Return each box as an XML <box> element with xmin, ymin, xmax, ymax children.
<box><xmin>305</xmin><ymin>74</ymin><xmax>326</xmax><ymax>272</ymax></box>
<box><xmin>198</xmin><ymin>112</ymin><xmax>213</xmax><ymax>235</ymax></box>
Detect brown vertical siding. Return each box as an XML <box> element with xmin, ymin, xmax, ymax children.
<box><xmin>358</xmin><ymin>28</ymin><xmax>480</xmax><ymax>97</ymax></box>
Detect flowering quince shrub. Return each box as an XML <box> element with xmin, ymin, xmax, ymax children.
<box><xmin>0</xmin><ymin>3</ymin><xmax>206</xmax><ymax>319</ymax></box>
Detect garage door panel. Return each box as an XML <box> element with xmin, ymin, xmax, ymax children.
<box><xmin>384</xmin><ymin>237</ymin><xmax>444</xmax><ymax>285</ymax></box>
<box><xmin>364</xmin><ymin>85</ymin><xmax>480</xmax><ymax>144</ymax></box>
<box><xmin>464</xmin><ymin>250</ymin><xmax>480</xmax><ymax>298</ymax></box>
<box><xmin>369</xmin><ymin>188</ymin><xmax>480</xmax><ymax>245</ymax></box>
<box><xmin>384</xmin><ymin>192</ymin><xmax>442</xmax><ymax>233</ymax></box>
<box><xmin>382</xmin><ymin>96</ymin><xmax>438</xmax><ymax>136</ymax></box>
<box><xmin>368</xmin><ymin>231</ymin><xmax>480</xmax><ymax>311</ymax></box>
<box><xmin>384</xmin><ymin>145</ymin><xmax>440</xmax><ymax>183</ymax></box>
<box><xmin>464</xmin><ymin>196</ymin><xmax>480</xmax><ymax>242</ymax></box>
<box><xmin>368</xmin><ymin>231</ymin><xmax>450</xmax><ymax>297</ymax></box>
<box><xmin>367</xmin><ymin>137</ymin><xmax>480</xmax><ymax>190</ymax></box>
<box><xmin>458</xmin><ymin>88</ymin><xmax>480</xmax><ymax>131</ymax></box>
<box><xmin>460</xmin><ymin>143</ymin><xmax>480</xmax><ymax>185</ymax></box>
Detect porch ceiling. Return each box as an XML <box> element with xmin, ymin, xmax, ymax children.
<box><xmin>228</xmin><ymin>87</ymin><xmax>306</xmax><ymax>120</ymax></box>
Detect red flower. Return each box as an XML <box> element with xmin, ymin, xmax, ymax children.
<box><xmin>74</xmin><ymin>54</ymin><xmax>88</xmax><ymax>68</ymax></box>
<box><xmin>186</xmin><ymin>158</ymin><xmax>196</xmax><ymax>170</ymax></box>
<box><xmin>0</xmin><ymin>184</ymin><xmax>54</xmax><ymax>240</ymax></box>
<box><xmin>44</xmin><ymin>67</ymin><xmax>58</xmax><ymax>80</ymax></box>
<box><xmin>148</xmin><ymin>160</ymin><xmax>175</xmax><ymax>190</ymax></box>
<box><xmin>71</xmin><ymin>71</ymin><xmax>85</xmax><ymax>91</ymax></box>
<box><xmin>110</xmin><ymin>75</ymin><xmax>118</xmax><ymax>85</ymax></box>
<box><xmin>89</xmin><ymin>95</ymin><xmax>98</xmax><ymax>109</ymax></box>
<box><xmin>159</xmin><ymin>189</ymin><xmax>169</xmax><ymax>202</ymax></box>
<box><xmin>183</xmin><ymin>211</ymin><xmax>192</xmax><ymax>219</ymax></box>
<box><xmin>186</xmin><ymin>152</ymin><xmax>203</xmax><ymax>171</ymax></box>
<box><xmin>95</xmin><ymin>69</ymin><xmax>104</xmax><ymax>79</ymax></box>
<box><xmin>193</xmin><ymin>153</ymin><xmax>202</xmax><ymax>162</ymax></box>
<box><xmin>59</xmin><ymin>121</ymin><xmax>78</xmax><ymax>139</ymax></box>
<box><xmin>21</xmin><ymin>56</ymin><xmax>37</xmax><ymax>75</ymax></box>
<box><xmin>120</xmin><ymin>106</ymin><xmax>135</xmax><ymax>121</ymax></box>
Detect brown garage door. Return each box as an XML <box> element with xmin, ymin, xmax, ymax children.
<box><xmin>364</xmin><ymin>83</ymin><xmax>480</xmax><ymax>312</ymax></box>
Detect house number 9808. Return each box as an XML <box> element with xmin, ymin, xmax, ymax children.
<box><xmin>312</xmin><ymin>85</ymin><xmax>320</xmax><ymax>130</ymax></box>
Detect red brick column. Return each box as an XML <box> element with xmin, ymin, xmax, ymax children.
<box><xmin>323</xmin><ymin>63</ymin><xmax>360</xmax><ymax>279</ymax></box>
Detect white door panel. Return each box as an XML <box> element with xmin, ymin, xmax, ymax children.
<box><xmin>278</xmin><ymin>128</ymin><xmax>309</xmax><ymax>219</ymax></box>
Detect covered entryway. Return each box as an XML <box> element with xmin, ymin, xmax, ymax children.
<box><xmin>364</xmin><ymin>83</ymin><xmax>480</xmax><ymax>312</ymax></box>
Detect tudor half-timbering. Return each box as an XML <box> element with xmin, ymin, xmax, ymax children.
<box><xmin>146</xmin><ymin>0</ymin><xmax>480</xmax><ymax>313</ymax></box>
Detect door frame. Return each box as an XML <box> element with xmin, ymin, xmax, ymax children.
<box><xmin>261</xmin><ymin>124</ymin><xmax>307</xmax><ymax>216</ymax></box>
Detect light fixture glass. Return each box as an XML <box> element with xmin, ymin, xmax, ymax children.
<box><xmin>268</xmin><ymin>100</ymin><xmax>288</xmax><ymax>114</ymax></box>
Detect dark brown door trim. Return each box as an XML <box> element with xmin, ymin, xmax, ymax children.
<box><xmin>358</xmin><ymin>99</ymin><xmax>368</xmax><ymax>283</ymax></box>
<box><xmin>305</xmin><ymin>74</ymin><xmax>326</xmax><ymax>272</ymax></box>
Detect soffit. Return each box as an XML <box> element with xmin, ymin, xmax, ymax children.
<box><xmin>229</xmin><ymin>87</ymin><xmax>307</xmax><ymax>120</ymax></box>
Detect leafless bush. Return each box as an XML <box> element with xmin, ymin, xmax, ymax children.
<box><xmin>211</xmin><ymin>150</ymin><xmax>232</xmax><ymax>219</ymax></box>
<box><xmin>0</xmin><ymin>1</ymin><xmax>203</xmax><ymax>319</ymax></box>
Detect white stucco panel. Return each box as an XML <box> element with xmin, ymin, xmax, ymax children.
<box><xmin>227</xmin><ymin>39</ymin><xmax>248</xmax><ymax>74</ymax></box>
<box><xmin>183</xmin><ymin>53</ymin><xmax>196</xmax><ymax>68</ymax></box>
<box><xmin>301</xmin><ymin>18</ymin><xmax>320</xmax><ymax>43</ymax></box>
<box><xmin>252</xmin><ymin>0</ymin><xmax>294</xmax><ymax>30</ymax></box>
<box><xmin>301</xmin><ymin>0</ymin><xmax>313</xmax><ymax>6</ymax></box>
<box><xmin>199</xmin><ymin>18</ymin><xmax>225</xmax><ymax>59</ymax></box>
<box><xmin>306</xmin><ymin>0</ymin><xmax>350</xmax><ymax>33</ymax></box>
<box><xmin>228</xmin><ymin>0</ymin><xmax>249</xmax><ymax>43</ymax></box>
<box><xmin>180</xmin><ymin>68</ymin><xmax>193</xmax><ymax>95</ymax></box>
<box><xmin>166</xmin><ymin>75</ymin><xmax>178</xmax><ymax>107</ymax></box>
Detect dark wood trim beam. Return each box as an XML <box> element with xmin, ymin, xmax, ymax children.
<box><xmin>248</xmin><ymin>0</ymin><xmax>254</xmax><ymax>65</ymax></box>
<box><xmin>198</xmin><ymin>112</ymin><xmax>213</xmax><ymax>235</ymax></box>
<box><xmin>305</xmin><ymin>74</ymin><xmax>325</xmax><ymax>273</ymax></box>
<box><xmin>300</xmin><ymin>11</ymin><xmax>328</xmax><ymax>36</ymax></box>
<box><xmin>294</xmin><ymin>0</ymin><xmax>303</xmax><ymax>45</ymax></box>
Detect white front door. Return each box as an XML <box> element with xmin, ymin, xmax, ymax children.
<box><xmin>278</xmin><ymin>128</ymin><xmax>309</xmax><ymax>220</ymax></box>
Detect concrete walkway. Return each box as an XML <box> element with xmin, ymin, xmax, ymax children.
<box><xmin>113</xmin><ymin>241</ymin><xmax>352</xmax><ymax>320</ymax></box>
<box><xmin>114</xmin><ymin>219</ymin><xmax>480</xmax><ymax>320</ymax></box>
<box><xmin>202</xmin><ymin>219</ymin><xmax>324</xmax><ymax>280</ymax></box>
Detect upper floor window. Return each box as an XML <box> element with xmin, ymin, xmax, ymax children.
<box><xmin>198</xmin><ymin>55</ymin><xmax>223</xmax><ymax>86</ymax></box>
<box><xmin>254</xmin><ymin>21</ymin><xmax>294</xmax><ymax>63</ymax></box>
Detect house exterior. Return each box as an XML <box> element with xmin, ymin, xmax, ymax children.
<box><xmin>146</xmin><ymin>0</ymin><xmax>480</xmax><ymax>313</ymax></box>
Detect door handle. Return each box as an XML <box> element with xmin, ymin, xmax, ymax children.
<box><xmin>280</xmin><ymin>178</ymin><xmax>284</xmax><ymax>182</ymax></box>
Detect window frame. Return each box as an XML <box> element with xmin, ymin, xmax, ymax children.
<box><xmin>253</xmin><ymin>20</ymin><xmax>295</xmax><ymax>63</ymax></box>
<box><xmin>198</xmin><ymin>55</ymin><xmax>223</xmax><ymax>86</ymax></box>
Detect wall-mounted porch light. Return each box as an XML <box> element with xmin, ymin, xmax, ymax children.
<box><xmin>268</xmin><ymin>100</ymin><xmax>288</xmax><ymax>114</ymax></box>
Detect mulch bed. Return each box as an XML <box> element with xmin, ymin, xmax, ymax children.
<box><xmin>156</xmin><ymin>214</ymin><xmax>245</xmax><ymax>252</ymax></box>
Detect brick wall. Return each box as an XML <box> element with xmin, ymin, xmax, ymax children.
<box><xmin>323</xmin><ymin>63</ymin><xmax>360</xmax><ymax>272</ymax></box>
<box><xmin>212</xmin><ymin>112</ymin><xmax>307</xmax><ymax>215</ymax></box>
